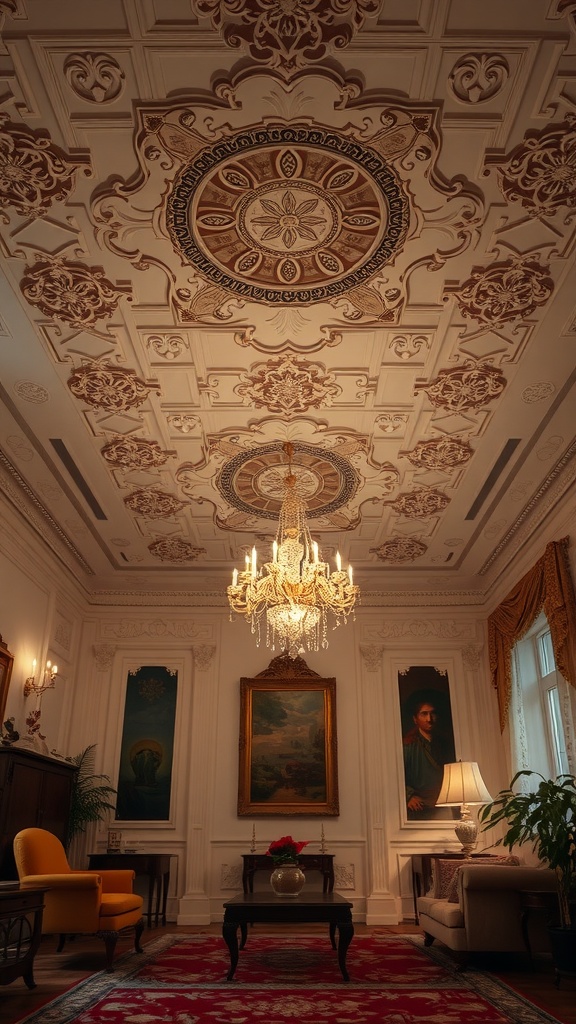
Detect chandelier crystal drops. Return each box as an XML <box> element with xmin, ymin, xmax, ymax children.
<box><xmin>226</xmin><ymin>443</ymin><xmax>360</xmax><ymax>658</ymax></box>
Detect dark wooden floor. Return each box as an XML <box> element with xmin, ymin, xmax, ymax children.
<box><xmin>0</xmin><ymin>922</ymin><xmax>574</xmax><ymax>1024</ymax></box>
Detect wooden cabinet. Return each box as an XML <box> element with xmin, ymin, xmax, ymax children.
<box><xmin>0</xmin><ymin>885</ymin><xmax>46</xmax><ymax>988</ymax></box>
<box><xmin>0</xmin><ymin>748</ymin><xmax>77</xmax><ymax>879</ymax></box>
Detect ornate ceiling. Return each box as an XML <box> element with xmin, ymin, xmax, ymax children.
<box><xmin>0</xmin><ymin>0</ymin><xmax>575</xmax><ymax>606</ymax></box>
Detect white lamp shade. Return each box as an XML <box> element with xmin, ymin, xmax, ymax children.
<box><xmin>436</xmin><ymin>761</ymin><xmax>492</xmax><ymax>806</ymax></box>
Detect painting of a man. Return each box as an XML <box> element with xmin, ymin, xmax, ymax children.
<box><xmin>399</xmin><ymin>668</ymin><xmax>456</xmax><ymax>821</ymax></box>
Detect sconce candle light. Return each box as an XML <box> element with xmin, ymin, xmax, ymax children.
<box><xmin>24</xmin><ymin>659</ymin><xmax>57</xmax><ymax>698</ymax></box>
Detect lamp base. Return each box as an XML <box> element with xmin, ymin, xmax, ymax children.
<box><xmin>454</xmin><ymin>815</ymin><xmax>478</xmax><ymax>856</ymax></box>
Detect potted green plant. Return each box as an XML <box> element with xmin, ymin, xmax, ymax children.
<box><xmin>67</xmin><ymin>744</ymin><xmax>117</xmax><ymax>847</ymax></box>
<box><xmin>479</xmin><ymin>770</ymin><xmax>576</xmax><ymax>976</ymax></box>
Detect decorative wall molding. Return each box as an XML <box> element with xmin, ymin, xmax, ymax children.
<box><xmin>92</xmin><ymin>643</ymin><xmax>116</xmax><ymax>671</ymax></box>
<box><xmin>99</xmin><ymin>619</ymin><xmax>210</xmax><ymax>640</ymax></box>
<box><xmin>360</xmin><ymin>644</ymin><xmax>384</xmax><ymax>672</ymax></box>
<box><xmin>193</xmin><ymin>644</ymin><xmax>216</xmax><ymax>670</ymax></box>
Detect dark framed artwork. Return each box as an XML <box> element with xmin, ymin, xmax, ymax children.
<box><xmin>238</xmin><ymin>653</ymin><xmax>339</xmax><ymax>817</ymax></box>
<box><xmin>399</xmin><ymin>665</ymin><xmax>457</xmax><ymax>822</ymax></box>
<box><xmin>0</xmin><ymin>635</ymin><xmax>14</xmax><ymax>727</ymax></box>
<box><xmin>115</xmin><ymin>665</ymin><xmax>178</xmax><ymax>822</ymax></box>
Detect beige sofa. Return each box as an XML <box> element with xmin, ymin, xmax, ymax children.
<box><xmin>417</xmin><ymin>861</ymin><xmax>558</xmax><ymax>961</ymax></box>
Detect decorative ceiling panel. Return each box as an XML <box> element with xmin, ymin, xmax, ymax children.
<box><xmin>0</xmin><ymin>0</ymin><xmax>574</xmax><ymax>605</ymax></box>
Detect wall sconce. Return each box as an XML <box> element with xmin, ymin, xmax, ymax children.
<box><xmin>24</xmin><ymin>659</ymin><xmax>58</xmax><ymax>699</ymax></box>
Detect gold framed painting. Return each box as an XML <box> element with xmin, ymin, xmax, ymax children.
<box><xmin>238</xmin><ymin>653</ymin><xmax>339</xmax><ymax>817</ymax></box>
<box><xmin>0</xmin><ymin>635</ymin><xmax>14</xmax><ymax>727</ymax></box>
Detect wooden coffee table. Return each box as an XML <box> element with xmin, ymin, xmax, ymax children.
<box><xmin>222</xmin><ymin>892</ymin><xmax>354</xmax><ymax>982</ymax></box>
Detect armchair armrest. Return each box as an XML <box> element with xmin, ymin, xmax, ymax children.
<box><xmin>460</xmin><ymin>865</ymin><xmax>557</xmax><ymax>892</ymax></box>
<box><xmin>20</xmin><ymin>872</ymin><xmax>101</xmax><ymax>890</ymax></box>
<box><xmin>90</xmin><ymin>869</ymin><xmax>136</xmax><ymax>893</ymax></box>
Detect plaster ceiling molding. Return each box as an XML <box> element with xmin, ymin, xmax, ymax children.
<box><xmin>20</xmin><ymin>254</ymin><xmax>131</xmax><ymax>328</ymax></box>
<box><xmin>384</xmin><ymin>487</ymin><xmax>450</xmax><ymax>520</ymax></box>
<box><xmin>193</xmin><ymin>644</ymin><xmax>216</xmax><ymax>670</ymax></box>
<box><xmin>521</xmin><ymin>381</ymin><xmax>556</xmax><ymax>404</ymax></box>
<box><xmin>453</xmin><ymin>255</ymin><xmax>555</xmax><ymax>328</ymax></box>
<box><xmin>67</xmin><ymin>362</ymin><xmax>161</xmax><ymax>412</ymax></box>
<box><xmin>234</xmin><ymin>353</ymin><xmax>342</xmax><ymax>414</ymax></box>
<box><xmin>448</xmin><ymin>52</ymin><xmax>510</xmax><ymax>105</ymax></box>
<box><xmin>5</xmin><ymin>434</ymin><xmax>33</xmax><ymax>461</ymax></box>
<box><xmin>124</xmin><ymin>489</ymin><xmax>189</xmax><ymax>519</ymax></box>
<box><xmin>148</xmin><ymin>538</ymin><xmax>206</xmax><ymax>562</ymax></box>
<box><xmin>370</xmin><ymin>536</ymin><xmax>427</xmax><ymax>562</ymax></box>
<box><xmin>100</xmin><ymin>619</ymin><xmax>210</xmax><ymax>639</ymax></box>
<box><xmin>399</xmin><ymin>436</ymin><xmax>474</xmax><ymax>471</ymax></box>
<box><xmin>63</xmin><ymin>52</ymin><xmax>125</xmax><ymax>104</ymax></box>
<box><xmin>376</xmin><ymin>412</ymin><xmax>409</xmax><ymax>435</ymax></box>
<box><xmin>92</xmin><ymin>643</ymin><xmax>116</xmax><ymax>672</ymax></box>
<box><xmin>363</xmin><ymin>620</ymin><xmax>477</xmax><ymax>641</ymax></box>
<box><xmin>13</xmin><ymin>380</ymin><xmax>49</xmax><ymax>404</ymax></box>
<box><xmin>0</xmin><ymin>115</ymin><xmax>91</xmax><ymax>220</ymax></box>
<box><xmin>359</xmin><ymin>644</ymin><xmax>384</xmax><ymax>672</ymax></box>
<box><xmin>100</xmin><ymin>436</ymin><xmax>177</xmax><ymax>470</ymax></box>
<box><xmin>491</xmin><ymin>116</ymin><xmax>576</xmax><ymax>220</ymax></box>
<box><xmin>414</xmin><ymin>360</ymin><xmax>507</xmax><ymax>413</ymax></box>
<box><xmin>190</xmin><ymin>0</ymin><xmax>383</xmax><ymax>81</ymax></box>
<box><xmin>144</xmin><ymin>332</ymin><xmax>190</xmax><ymax>362</ymax></box>
<box><xmin>388</xmin><ymin>333</ymin><xmax>430</xmax><ymax>362</ymax></box>
<box><xmin>166</xmin><ymin>413</ymin><xmax>202</xmax><ymax>436</ymax></box>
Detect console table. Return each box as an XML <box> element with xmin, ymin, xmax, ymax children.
<box><xmin>0</xmin><ymin>885</ymin><xmax>46</xmax><ymax>989</ymax></box>
<box><xmin>242</xmin><ymin>853</ymin><xmax>334</xmax><ymax>893</ymax></box>
<box><xmin>88</xmin><ymin>852</ymin><xmax>174</xmax><ymax>928</ymax></box>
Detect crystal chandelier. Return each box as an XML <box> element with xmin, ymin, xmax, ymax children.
<box><xmin>227</xmin><ymin>443</ymin><xmax>360</xmax><ymax>658</ymax></box>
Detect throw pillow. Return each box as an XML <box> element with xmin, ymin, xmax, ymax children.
<box><xmin>446</xmin><ymin>855</ymin><xmax>521</xmax><ymax>903</ymax></box>
<box><xmin>432</xmin><ymin>859</ymin><xmax>463</xmax><ymax>899</ymax></box>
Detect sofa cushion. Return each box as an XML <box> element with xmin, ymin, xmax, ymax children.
<box><xmin>446</xmin><ymin>856</ymin><xmax>521</xmax><ymax>903</ymax></box>
<box><xmin>417</xmin><ymin>895</ymin><xmax>464</xmax><ymax>928</ymax></box>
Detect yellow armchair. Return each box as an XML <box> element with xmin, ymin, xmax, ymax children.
<box><xmin>13</xmin><ymin>828</ymin><xmax>144</xmax><ymax>971</ymax></box>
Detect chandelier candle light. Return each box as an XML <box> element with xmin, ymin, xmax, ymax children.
<box><xmin>227</xmin><ymin>442</ymin><xmax>360</xmax><ymax>658</ymax></box>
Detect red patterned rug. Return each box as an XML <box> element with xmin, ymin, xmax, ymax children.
<box><xmin>15</xmin><ymin>933</ymin><xmax>563</xmax><ymax>1024</ymax></box>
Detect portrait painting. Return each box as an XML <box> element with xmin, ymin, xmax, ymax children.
<box><xmin>238</xmin><ymin>674</ymin><xmax>339</xmax><ymax>817</ymax></box>
<box><xmin>115</xmin><ymin>665</ymin><xmax>177</xmax><ymax>822</ymax></box>
<box><xmin>399</xmin><ymin>665</ymin><xmax>457</xmax><ymax>821</ymax></box>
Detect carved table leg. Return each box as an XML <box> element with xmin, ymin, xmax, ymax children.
<box><xmin>222</xmin><ymin>920</ymin><xmax>239</xmax><ymax>981</ymax></box>
<box><xmin>336</xmin><ymin>920</ymin><xmax>354</xmax><ymax>982</ymax></box>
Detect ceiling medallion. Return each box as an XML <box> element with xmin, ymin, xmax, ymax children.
<box><xmin>217</xmin><ymin>440</ymin><xmax>359</xmax><ymax>522</ymax></box>
<box><xmin>167</xmin><ymin>125</ymin><xmax>409</xmax><ymax>305</ymax></box>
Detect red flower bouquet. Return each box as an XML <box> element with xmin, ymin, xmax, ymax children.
<box><xmin>266</xmin><ymin>835</ymin><xmax>309</xmax><ymax>864</ymax></box>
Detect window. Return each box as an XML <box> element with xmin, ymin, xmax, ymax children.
<box><xmin>512</xmin><ymin>614</ymin><xmax>571</xmax><ymax>777</ymax></box>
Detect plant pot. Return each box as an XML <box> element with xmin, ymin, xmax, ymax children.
<box><xmin>270</xmin><ymin>862</ymin><xmax>305</xmax><ymax>897</ymax></box>
<box><xmin>548</xmin><ymin>926</ymin><xmax>576</xmax><ymax>985</ymax></box>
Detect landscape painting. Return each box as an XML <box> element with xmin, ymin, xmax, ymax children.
<box><xmin>238</xmin><ymin>676</ymin><xmax>339</xmax><ymax>816</ymax></box>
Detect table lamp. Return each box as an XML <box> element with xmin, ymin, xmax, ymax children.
<box><xmin>436</xmin><ymin>761</ymin><xmax>492</xmax><ymax>855</ymax></box>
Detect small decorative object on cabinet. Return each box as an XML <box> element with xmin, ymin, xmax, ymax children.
<box><xmin>0</xmin><ymin>747</ymin><xmax>77</xmax><ymax>878</ymax></box>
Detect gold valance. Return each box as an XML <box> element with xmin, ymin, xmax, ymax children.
<box><xmin>488</xmin><ymin>537</ymin><xmax>576</xmax><ymax>731</ymax></box>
